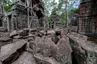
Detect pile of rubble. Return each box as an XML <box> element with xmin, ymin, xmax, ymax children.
<box><xmin>0</xmin><ymin>28</ymin><xmax>97</xmax><ymax>64</ymax></box>
<box><xmin>0</xmin><ymin>28</ymin><xmax>72</xmax><ymax>64</ymax></box>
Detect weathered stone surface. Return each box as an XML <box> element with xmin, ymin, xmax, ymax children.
<box><xmin>12</xmin><ymin>52</ymin><xmax>36</xmax><ymax>64</ymax></box>
<box><xmin>56</xmin><ymin>36</ymin><xmax>72</xmax><ymax>64</ymax></box>
<box><xmin>6</xmin><ymin>0</ymin><xmax>44</xmax><ymax>31</ymax></box>
<box><xmin>69</xmin><ymin>33</ymin><xmax>97</xmax><ymax>64</ymax></box>
<box><xmin>39</xmin><ymin>30</ymin><xmax>46</xmax><ymax>35</ymax></box>
<box><xmin>30</xmin><ymin>28</ymin><xmax>37</xmax><ymax>32</ymax></box>
<box><xmin>47</xmin><ymin>30</ymin><xmax>55</xmax><ymax>35</ymax></box>
<box><xmin>0</xmin><ymin>38</ymin><xmax>11</xmax><ymax>42</ymax></box>
<box><xmin>0</xmin><ymin>61</ymin><xmax>2</xmax><ymax>64</ymax></box>
<box><xmin>28</xmin><ymin>31</ymin><xmax>73</xmax><ymax>64</ymax></box>
<box><xmin>0</xmin><ymin>40</ymin><xmax>27</xmax><ymax>64</ymax></box>
<box><xmin>13</xmin><ymin>35</ymin><xmax>22</xmax><ymax>39</ymax></box>
<box><xmin>32</xmin><ymin>36</ymin><xmax>44</xmax><ymax>53</ymax></box>
<box><xmin>71</xmin><ymin>32</ymin><xmax>87</xmax><ymax>41</ymax></box>
<box><xmin>61</xmin><ymin>28</ymin><xmax>69</xmax><ymax>38</ymax></box>
<box><xmin>47</xmin><ymin>30</ymin><xmax>56</xmax><ymax>38</ymax></box>
<box><xmin>18</xmin><ymin>29</ymin><xmax>29</xmax><ymax>37</ymax></box>
<box><xmin>10</xmin><ymin>30</ymin><xmax>18</xmax><ymax>38</ymax></box>
<box><xmin>34</xmin><ymin>53</ymin><xmax>60</xmax><ymax>64</ymax></box>
<box><xmin>42</xmin><ymin>36</ymin><xmax>57</xmax><ymax>57</ymax></box>
<box><xmin>30</xmin><ymin>36</ymin><xmax>58</xmax><ymax>58</ymax></box>
<box><xmin>0</xmin><ymin>32</ymin><xmax>11</xmax><ymax>42</ymax></box>
<box><xmin>2</xmin><ymin>28</ymin><xmax>95</xmax><ymax>64</ymax></box>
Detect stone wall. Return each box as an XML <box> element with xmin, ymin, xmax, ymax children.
<box><xmin>6</xmin><ymin>0</ymin><xmax>44</xmax><ymax>31</ymax></box>
<box><xmin>79</xmin><ymin>0</ymin><xmax>97</xmax><ymax>34</ymax></box>
<box><xmin>69</xmin><ymin>33</ymin><xmax>97</xmax><ymax>64</ymax></box>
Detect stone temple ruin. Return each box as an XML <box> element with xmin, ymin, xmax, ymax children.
<box><xmin>5</xmin><ymin>0</ymin><xmax>44</xmax><ymax>31</ymax></box>
<box><xmin>0</xmin><ymin>0</ymin><xmax>97</xmax><ymax>64</ymax></box>
<box><xmin>79</xmin><ymin>0</ymin><xmax>97</xmax><ymax>35</ymax></box>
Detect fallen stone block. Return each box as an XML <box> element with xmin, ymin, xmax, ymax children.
<box><xmin>47</xmin><ymin>30</ymin><xmax>55</xmax><ymax>35</ymax></box>
<box><xmin>0</xmin><ymin>40</ymin><xmax>27</xmax><ymax>64</ymax></box>
<box><xmin>12</xmin><ymin>52</ymin><xmax>36</xmax><ymax>64</ymax></box>
<box><xmin>10</xmin><ymin>30</ymin><xmax>18</xmax><ymax>38</ymax></box>
<box><xmin>18</xmin><ymin>28</ymin><xmax>29</xmax><ymax>37</ymax></box>
<box><xmin>42</xmin><ymin>36</ymin><xmax>58</xmax><ymax>57</ymax></box>
<box><xmin>30</xmin><ymin>28</ymin><xmax>37</xmax><ymax>32</ymax></box>
<box><xmin>0</xmin><ymin>37</ymin><xmax>11</xmax><ymax>42</ymax></box>
<box><xmin>69</xmin><ymin>33</ymin><xmax>97</xmax><ymax>64</ymax></box>
<box><xmin>40</xmin><ymin>30</ymin><xmax>46</xmax><ymax>35</ymax></box>
<box><xmin>13</xmin><ymin>35</ymin><xmax>22</xmax><ymax>39</ymax></box>
<box><xmin>34</xmin><ymin>53</ymin><xmax>60</xmax><ymax>64</ymax></box>
<box><xmin>0</xmin><ymin>32</ymin><xmax>11</xmax><ymax>42</ymax></box>
<box><xmin>34</xmin><ymin>36</ymin><xmax>58</xmax><ymax>57</ymax></box>
<box><xmin>56</xmin><ymin>36</ymin><xmax>72</xmax><ymax>64</ymax></box>
<box><xmin>61</xmin><ymin>28</ymin><xmax>69</xmax><ymax>37</ymax></box>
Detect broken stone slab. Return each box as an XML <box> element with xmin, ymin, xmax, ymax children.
<box><xmin>47</xmin><ymin>30</ymin><xmax>55</xmax><ymax>35</ymax></box>
<box><xmin>29</xmin><ymin>36</ymin><xmax>58</xmax><ymax>58</ymax></box>
<box><xmin>60</xmin><ymin>28</ymin><xmax>69</xmax><ymax>38</ymax></box>
<box><xmin>10</xmin><ymin>30</ymin><xmax>18</xmax><ymax>38</ymax></box>
<box><xmin>12</xmin><ymin>52</ymin><xmax>36</xmax><ymax>64</ymax></box>
<box><xmin>0</xmin><ymin>38</ymin><xmax>11</xmax><ymax>42</ymax></box>
<box><xmin>0</xmin><ymin>41</ymin><xmax>11</xmax><ymax>50</ymax></box>
<box><xmin>71</xmin><ymin>32</ymin><xmax>87</xmax><ymax>42</ymax></box>
<box><xmin>0</xmin><ymin>32</ymin><xmax>11</xmax><ymax>42</ymax></box>
<box><xmin>42</xmin><ymin>36</ymin><xmax>58</xmax><ymax>57</ymax></box>
<box><xmin>56</xmin><ymin>36</ymin><xmax>72</xmax><ymax>64</ymax></box>
<box><xmin>34</xmin><ymin>53</ymin><xmax>60</xmax><ymax>64</ymax></box>
<box><xmin>34</xmin><ymin>36</ymin><xmax>58</xmax><ymax>57</ymax></box>
<box><xmin>69</xmin><ymin>33</ymin><xmax>97</xmax><ymax>64</ymax></box>
<box><xmin>30</xmin><ymin>28</ymin><xmax>37</xmax><ymax>32</ymax></box>
<box><xmin>36</xmin><ymin>30</ymin><xmax>46</xmax><ymax>37</ymax></box>
<box><xmin>0</xmin><ymin>40</ymin><xmax>27</xmax><ymax>64</ymax></box>
<box><xmin>31</xmin><ymin>36</ymin><xmax>43</xmax><ymax>53</ymax></box>
<box><xmin>18</xmin><ymin>28</ymin><xmax>29</xmax><ymax>37</ymax></box>
<box><xmin>13</xmin><ymin>35</ymin><xmax>22</xmax><ymax>39</ymax></box>
<box><xmin>13</xmin><ymin>34</ymin><xmax>33</xmax><ymax>39</ymax></box>
<box><xmin>39</xmin><ymin>30</ymin><xmax>46</xmax><ymax>35</ymax></box>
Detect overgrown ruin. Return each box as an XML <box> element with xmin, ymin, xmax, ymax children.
<box><xmin>79</xmin><ymin>0</ymin><xmax>97</xmax><ymax>35</ymax></box>
<box><xmin>4</xmin><ymin>0</ymin><xmax>44</xmax><ymax>31</ymax></box>
<box><xmin>0</xmin><ymin>0</ymin><xmax>97</xmax><ymax>64</ymax></box>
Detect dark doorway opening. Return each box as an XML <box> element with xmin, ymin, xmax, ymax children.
<box><xmin>72</xmin><ymin>52</ymin><xmax>77</xmax><ymax>64</ymax></box>
<box><xmin>0</xmin><ymin>19</ymin><xmax>2</xmax><ymax>27</ymax></box>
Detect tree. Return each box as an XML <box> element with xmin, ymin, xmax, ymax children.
<box><xmin>68</xmin><ymin>8</ymin><xmax>78</xmax><ymax>15</ymax></box>
<box><xmin>43</xmin><ymin>0</ymin><xmax>76</xmax><ymax>27</ymax></box>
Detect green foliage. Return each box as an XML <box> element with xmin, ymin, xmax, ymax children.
<box><xmin>60</xmin><ymin>12</ymin><xmax>66</xmax><ymax>21</ymax></box>
<box><xmin>3</xmin><ymin>0</ymin><xmax>12</xmax><ymax>12</ymax></box>
<box><xmin>68</xmin><ymin>8</ymin><xmax>78</xmax><ymax>18</ymax></box>
<box><xmin>58</xmin><ymin>2</ymin><xmax>63</xmax><ymax>10</ymax></box>
<box><xmin>69</xmin><ymin>8</ymin><xmax>78</xmax><ymax>14</ymax></box>
<box><xmin>4</xmin><ymin>4</ymin><xmax>11</xmax><ymax>12</ymax></box>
